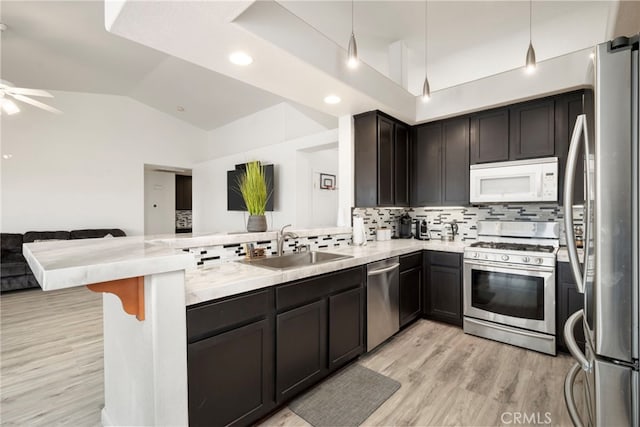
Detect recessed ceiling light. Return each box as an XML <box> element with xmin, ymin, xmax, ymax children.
<box><xmin>2</xmin><ymin>154</ymin><xmax>13</xmax><ymax>159</ymax></box>
<box><xmin>324</xmin><ymin>95</ymin><xmax>341</xmax><ymax>105</ymax></box>
<box><xmin>229</xmin><ymin>52</ymin><xmax>253</xmax><ymax>66</ymax></box>
<box><xmin>177</xmin><ymin>106</ymin><xmax>185</xmax><ymax>112</ymax></box>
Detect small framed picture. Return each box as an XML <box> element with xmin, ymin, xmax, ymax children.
<box><xmin>320</xmin><ymin>173</ymin><xmax>336</xmax><ymax>190</ymax></box>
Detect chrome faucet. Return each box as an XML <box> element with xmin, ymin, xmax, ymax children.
<box><xmin>277</xmin><ymin>224</ymin><xmax>298</xmax><ymax>256</ymax></box>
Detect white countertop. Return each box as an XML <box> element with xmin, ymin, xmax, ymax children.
<box><xmin>23</xmin><ymin>236</ymin><xmax>195</xmax><ymax>291</ymax></box>
<box><xmin>557</xmin><ymin>247</ymin><xmax>585</xmax><ymax>263</ymax></box>
<box><xmin>22</xmin><ymin>229</ymin><xmax>465</xmax><ymax>302</ymax></box>
<box><xmin>148</xmin><ymin>226</ymin><xmax>353</xmax><ymax>249</ymax></box>
<box><xmin>185</xmin><ymin>239</ymin><xmax>465</xmax><ymax>305</ymax></box>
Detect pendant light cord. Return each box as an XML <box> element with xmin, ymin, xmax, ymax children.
<box><xmin>529</xmin><ymin>0</ymin><xmax>532</xmax><ymax>42</ymax></box>
<box><xmin>351</xmin><ymin>0</ymin><xmax>354</xmax><ymax>34</ymax></box>
<box><xmin>424</xmin><ymin>0</ymin><xmax>428</xmax><ymax>73</ymax></box>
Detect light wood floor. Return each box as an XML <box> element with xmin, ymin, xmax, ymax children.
<box><xmin>1</xmin><ymin>287</ymin><xmax>103</xmax><ymax>426</ymax></box>
<box><xmin>262</xmin><ymin>321</ymin><xmax>576</xmax><ymax>427</ymax></box>
<box><xmin>1</xmin><ymin>287</ymin><xmax>576</xmax><ymax>426</ymax></box>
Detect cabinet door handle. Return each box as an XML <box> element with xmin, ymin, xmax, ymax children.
<box><xmin>368</xmin><ymin>263</ymin><xmax>400</xmax><ymax>276</ymax></box>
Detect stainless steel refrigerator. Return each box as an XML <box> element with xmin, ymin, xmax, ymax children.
<box><xmin>563</xmin><ymin>35</ymin><xmax>639</xmax><ymax>426</ymax></box>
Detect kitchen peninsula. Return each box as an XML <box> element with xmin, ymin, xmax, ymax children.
<box><xmin>22</xmin><ymin>229</ymin><xmax>464</xmax><ymax>426</ymax></box>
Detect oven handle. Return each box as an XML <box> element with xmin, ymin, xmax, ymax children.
<box><xmin>563</xmin><ymin>114</ymin><xmax>587</xmax><ymax>294</ymax></box>
<box><xmin>464</xmin><ymin>259</ymin><xmax>554</xmax><ymax>273</ymax></box>
<box><xmin>564</xmin><ymin>362</ymin><xmax>586</xmax><ymax>427</ymax></box>
<box><xmin>464</xmin><ymin>317</ymin><xmax>555</xmax><ymax>340</ymax></box>
<box><xmin>564</xmin><ymin>309</ymin><xmax>591</xmax><ymax>372</ymax></box>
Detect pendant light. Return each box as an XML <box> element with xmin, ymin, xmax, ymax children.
<box><xmin>422</xmin><ymin>0</ymin><xmax>431</xmax><ymax>101</ymax></box>
<box><xmin>525</xmin><ymin>0</ymin><xmax>536</xmax><ymax>73</ymax></box>
<box><xmin>347</xmin><ymin>0</ymin><xmax>358</xmax><ymax>69</ymax></box>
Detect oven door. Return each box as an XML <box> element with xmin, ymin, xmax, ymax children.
<box><xmin>463</xmin><ymin>260</ymin><xmax>555</xmax><ymax>335</ymax></box>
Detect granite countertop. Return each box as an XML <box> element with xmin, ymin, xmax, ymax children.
<box><xmin>185</xmin><ymin>239</ymin><xmax>466</xmax><ymax>305</ymax></box>
<box><xmin>23</xmin><ymin>236</ymin><xmax>195</xmax><ymax>291</ymax></box>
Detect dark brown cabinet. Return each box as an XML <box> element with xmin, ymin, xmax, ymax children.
<box><xmin>470</xmin><ymin>109</ymin><xmax>510</xmax><ymax>164</ymax></box>
<box><xmin>442</xmin><ymin>118</ymin><xmax>470</xmax><ymax>205</ymax></box>
<box><xmin>424</xmin><ymin>251</ymin><xmax>462</xmax><ymax>326</ymax></box>
<box><xmin>555</xmin><ymin>90</ymin><xmax>592</xmax><ymax>205</ymax></box>
<box><xmin>557</xmin><ymin>262</ymin><xmax>585</xmax><ymax>353</ymax></box>
<box><xmin>275</xmin><ymin>266</ymin><xmax>364</xmax><ymax>403</ymax></box>
<box><xmin>399</xmin><ymin>252</ymin><xmax>422</xmax><ymax>327</ymax></box>
<box><xmin>509</xmin><ymin>99</ymin><xmax>556</xmax><ymax>160</ymax></box>
<box><xmin>276</xmin><ymin>299</ymin><xmax>327</xmax><ymax>402</ymax></box>
<box><xmin>328</xmin><ymin>287</ymin><xmax>365</xmax><ymax>369</ymax></box>
<box><xmin>354</xmin><ymin>111</ymin><xmax>410</xmax><ymax>207</ymax></box>
<box><xmin>412</xmin><ymin>118</ymin><xmax>469</xmax><ymax>206</ymax></box>
<box><xmin>175</xmin><ymin>174</ymin><xmax>192</xmax><ymax>210</ymax></box>
<box><xmin>394</xmin><ymin>124</ymin><xmax>410</xmax><ymax>206</ymax></box>
<box><xmin>187</xmin><ymin>290</ymin><xmax>275</xmax><ymax>427</ymax></box>
<box><xmin>412</xmin><ymin>123</ymin><xmax>442</xmax><ymax>206</ymax></box>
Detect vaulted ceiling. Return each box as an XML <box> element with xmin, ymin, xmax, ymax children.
<box><xmin>2</xmin><ymin>1</ymin><xmax>637</xmax><ymax>128</ymax></box>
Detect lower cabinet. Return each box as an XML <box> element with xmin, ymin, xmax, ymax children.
<box><xmin>276</xmin><ymin>299</ymin><xmax>327</xmax><ymax>402</ymax></box>
<box><xmin>275</xmin><ymin>267</ymin><xmax>365</xmax><ymax>403</ymax></box>
<box><xmin>424</xmin><ymin>251</ymin><xmax>463</xmax><ymax>326</ymax></box>
<box><xmin>399</xmin><ymin>252</ymin><xmax>423</xmax><ymax>327</ymax></box>
<box><xmin>328</xmin><ymin>287</ymin><xmax>365</xmax><ymax>369</ymax></box>
<box><xmin>557</xmin><ymin>261</ymin><xmax>585</xmax><ymax>353</ymax></box>
<box><xmin>186</xmin><ymin>290</ymin><xmax>275</xmax><ymax>427</ymax></box>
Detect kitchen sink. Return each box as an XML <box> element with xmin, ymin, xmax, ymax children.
<box><xmin>238</xmin><ymin>251</ymin><xmax>351</xmax><ymax>270</ymax></box>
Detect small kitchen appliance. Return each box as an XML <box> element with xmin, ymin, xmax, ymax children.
<box><xmin>397</xmin><ymin>213</ymin><xmax>413</xmax><ymax>239</ymax></box>
<box><xmin>416</xmin><ymin>219</ymin><xmax>430</xmax><ymax>240</ymax></box>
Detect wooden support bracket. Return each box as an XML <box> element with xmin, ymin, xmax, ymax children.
<box><xmin>87</xmin><ymin>276</ymin><xmax>145</xmax><ymax>321</ymax></box>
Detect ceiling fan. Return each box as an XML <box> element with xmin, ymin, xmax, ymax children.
<box><xmin>0</xmin><ymin>80</ymin><xmax>62</xmax><ymax>115</ymax></box>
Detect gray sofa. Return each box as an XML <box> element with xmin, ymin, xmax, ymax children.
<box><xmin>1</xmin><ymin>229</ymin><xmax>126</xmax><ymax>292</ymax></box>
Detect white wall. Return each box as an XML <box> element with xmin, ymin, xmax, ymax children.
<box><xmin>144</xmin><ymin>171</ymin><xmax>176</xmax><ymax>235</ymax></box>
<box><xmin>193</xmin><ymin>129</ymin><xmax>338</xmax><ymax>233</ymax></box>
<box><xmin>416</xmin><ymin>48</ymin><xmax>594</xmax><ymax>122</ymax></box>
<box><xmin>201</xmin><ymin>102</ymin><xmax>333</xmax><ymax>161</ymax></box>
<box><xmin>1</xmin><ymin>91</ymin><xmax>206</xmax><ymax>235</ymax></box>
<box><xmin>308</xmin><ymin>149</ymin><xmax>339</xmax><ymax>227</ymax></box>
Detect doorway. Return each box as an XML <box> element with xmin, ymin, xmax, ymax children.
<box><xmin>144</xmin><ymin>164</ymin><xmax>192</xmax><ymax>235</ymax></box>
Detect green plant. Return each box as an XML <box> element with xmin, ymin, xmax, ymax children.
<box><xmin>237</xmin><ymin>161</ymin><xmax>270</xmax><ymax>215</ymax></box>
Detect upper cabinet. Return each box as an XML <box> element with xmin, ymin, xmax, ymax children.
<box><xmin>354</xmin><ymin>111</ymin><xmax>410</xmax><ymax>207</ymax></box>
<box><xmin>509</xmin><ymin>98</ymin><xmax>556</xmax><ymax>160</ymax></box>
<box><xmin>469</xmin><ymin>97</ymin><xmax>557</xmax><ymax>165</ymax></box>
<box><xmin>412</xmin><ymin>118</ymin><xmax>469</xmax><ymax>207</ymax></box>
<box><xmin>470</xmin><ymin>109</ymin><xmax>509</xmax><ymax>164</ymax></box>
<box><xmin>411</xmin><ymin>123</ymin><xmax>442</xmax><ymax>206</ymax></box>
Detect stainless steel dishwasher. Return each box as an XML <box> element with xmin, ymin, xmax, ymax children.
<box><xmin>366</xmin><ymin>256</ymin><xmax>400</xmax><ymax>351</ymax></box>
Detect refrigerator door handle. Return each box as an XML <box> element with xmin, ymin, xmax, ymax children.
<box><xmin>564</xmin><ymin>309</ymin><xmax>591</xmax><ymax>372</ymax></box>
<box><xmin>564</xmin><ymin>362</ymin><xmax>586</xmax><ymax>427</ymax></box>
<box><xmin>564</xmin><ymin>114</ymin><xmax>587</xmax><ymax>293</ymax></box>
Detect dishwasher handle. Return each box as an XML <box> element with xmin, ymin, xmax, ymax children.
<box><xmin>367</xmin><ymin>263</ymin><xmax>400</xmax><ymax>276</ymax></box>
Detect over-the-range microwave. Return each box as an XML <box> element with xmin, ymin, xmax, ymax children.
<box><xmin>469</xmin><ymin>157</ymin><xmax>558</xmax><ymax>203</ymax></box>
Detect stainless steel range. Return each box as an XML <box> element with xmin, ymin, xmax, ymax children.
<box><xmin>463</xmin><ymin>221</ymin><xmax>560</xmax><ymax>355</ymax></box>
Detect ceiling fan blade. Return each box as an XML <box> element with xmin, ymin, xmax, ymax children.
<box><xmin>7</xmin><ymin>87</ymin><xmax>53</xmax><ymax>98</ymax></box>
<box><xmin>12</xmin><ymin>94</ymin><xmax>62</xmax><ymax>114</ymax></box>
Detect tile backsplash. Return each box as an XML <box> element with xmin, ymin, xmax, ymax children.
<box><xmin>187</xmin><ymin>233</ymin><xmax>352</xmax><ymax>267</ymax></box>
<box><xmin>176</xmin><ymin>210</ymin><xmax>192</xmax><ymax>229</ymax></box>
<box><xmin>353</xmin><ymin>204</ymin><xmax>584</xmax><ymax>244</ymax></box>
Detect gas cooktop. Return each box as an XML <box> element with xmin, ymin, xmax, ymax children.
<box><xmin>469</xmin><ymin>241</ymin><xmax>556</xmax><ymax>253</ymax></box>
